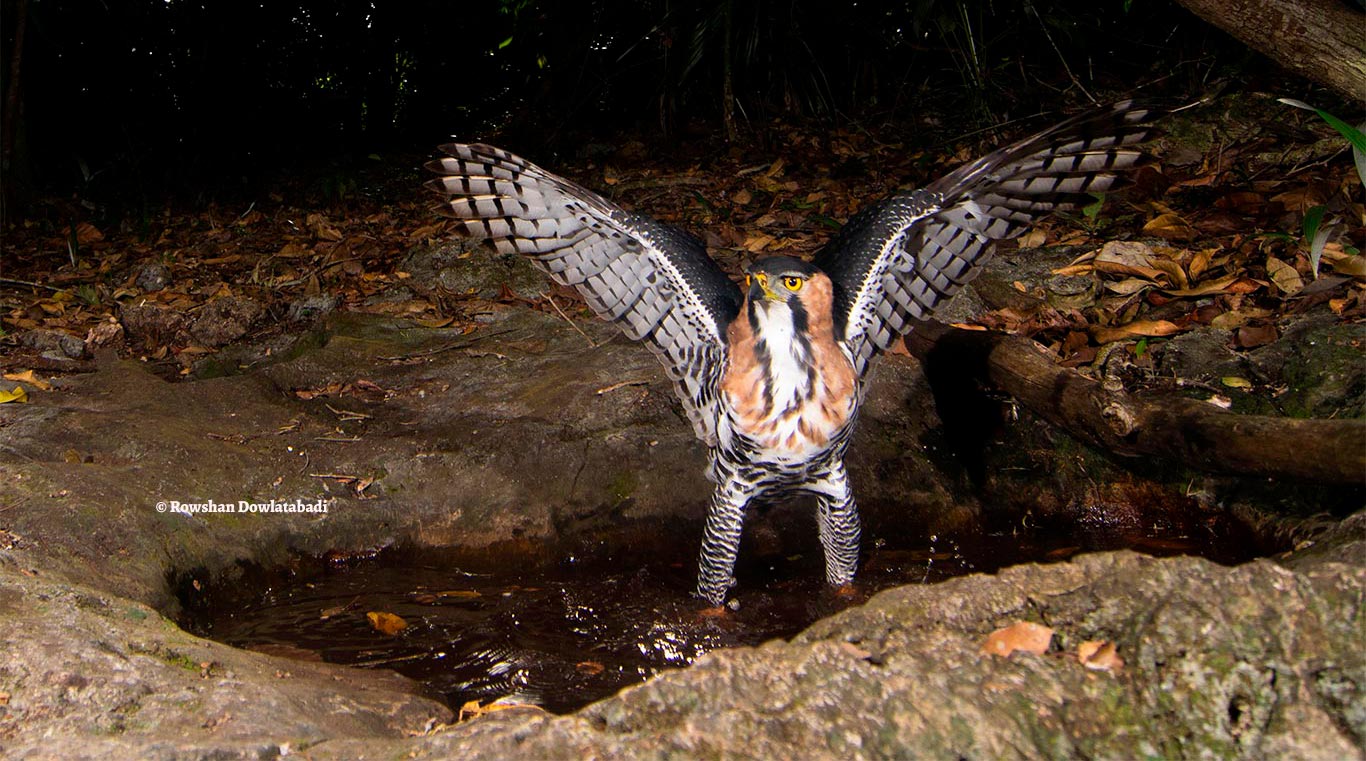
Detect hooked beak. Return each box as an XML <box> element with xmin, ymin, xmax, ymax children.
<box><xmin>747</xmin><ymin>273</ymin><xmax>782</xmax><ymax>303</ymax></box>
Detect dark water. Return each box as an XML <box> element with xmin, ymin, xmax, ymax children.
<box><xmin>183</xmin><ymin>505</ymin><xmax>1274</xmax><ymax>714</ymax></box>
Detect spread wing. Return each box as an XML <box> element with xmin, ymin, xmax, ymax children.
<box><xmin>426</xmin><ymin>143</ymin><xmax>743</xmax><ymax>446</ymax></box>
<box><xmin>814</xmin><ymin>100</ymin><xmax>1164</xmax><ymax>376</ymax></box>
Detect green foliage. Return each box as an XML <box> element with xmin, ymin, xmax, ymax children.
<box><xmin>76</xmin><ymin>284</ymin><xmax>101</xmax><ymax>307</ymax></box>
<box><xmin>1278</xmin><ymin>98</ymin><xmax>1366</xmax><ymax>186</ymax></box>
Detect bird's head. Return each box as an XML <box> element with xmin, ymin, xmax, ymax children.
<box><xmin>744</xmin><ymin>256</ymin><xmax>820</xmax><ymax>305</ymax></box>
<box><xmin>741</xmin><ymin>256</ymin><xmax>836</xmax><ymax>339</ymax></box>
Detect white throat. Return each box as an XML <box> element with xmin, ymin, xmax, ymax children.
<box><xmin>752</xmin><ymin>301</ymin><xmax>811</xmax><ymax>415</ymax></box>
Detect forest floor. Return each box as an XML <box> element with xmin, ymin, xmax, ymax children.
<box><xmin>1</xmin><ymin>92</ymin><xmax>1362</xmax><ymax>415</ymax></box>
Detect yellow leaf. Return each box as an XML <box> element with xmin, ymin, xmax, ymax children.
<box><xmin>1221</xmin><ymin>376</ymin><xmax>1253</xmax><ymax>389</ymax></box>
<box><xmin>0</xmin><ymin>386</ymin><xmax>28</xmax><ymax>404</ymax></box>
<box><xmin>980</xmin><ymin>621</ymin><xmax>1054</xmax><ymax>657</ymax></box>
<box><xmin>3</xmin><ymin>370</ymin><xmax>52</xmax><ymax>391</ymax></box>
<box><xmin>366</xmin><ymin>611</ymin><xmax>408</xmax><ymax>635</ymax></box>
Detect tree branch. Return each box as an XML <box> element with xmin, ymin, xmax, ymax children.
<box><xmin>905</xmin><ymin>320</ymin><xmax>1366</xmax><ymax>485</ymax></box>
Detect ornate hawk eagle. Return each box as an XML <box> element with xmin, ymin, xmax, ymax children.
<box><xmin>426</xmin><ymin>101</ymin><xmax>1161</xmax><ymax>605</ymax></box>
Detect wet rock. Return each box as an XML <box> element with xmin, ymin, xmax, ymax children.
<box><xmin>1250</xmin><ymin>314</ymin><xmax>1365</xmax><ymax>418</ymax></box>
<box><xmin>16</xmin><ymin>327</ymin><xmax>88</xmax><ymax>359</ymax></box>
<box><xmin>287</xmin><ymin>293</ymin><xmax>340</xmax><ymax>323</ymax></box>
<box><xmin>189</xmin><ymin>296</ymin><xmax>265</xmax><ymax>347</ymax></box>
<box><xmin>120</xmin><ymin>303</ymin><xmax>190</xmax><ymax>349</ymax></box>
<box><xmin>0</xmin><ymin>307</ymin><xmax>1359</xmax><ymax>760</ymax></box>
<box><xmin>1153</xmin><ymin>325</ymin><xmax>1243</xmax><ymax>380</ymax></box>
<box><xmin>401</xmin><ymin>241</ymin><xmax>547</xmax><ymax>301</ymax></box>
<box><xmin>135</xmin><ymin>262</ymin><xmax>172</xmax><ymax>292</ymax></box>
<box><xmin>0</xmin><ymin>568</ymin><xmax>450</xmax><ymax>756</ymax></box>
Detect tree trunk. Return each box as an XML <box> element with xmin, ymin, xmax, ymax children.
<box><xmin>1173</xmin><ymin>0</ymin><xmax>1365</xmax><ymax>101</ymax></box>
<box><xmin>2</xmin><ymin>0</ymin><xmax>29</xmax><ymax>221</ymax></box>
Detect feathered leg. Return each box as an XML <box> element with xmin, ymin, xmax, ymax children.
<box><xmin>812</xmin><ymin>463</ymin><xmax>860</xmax><ymax>585</ymax></box>
<box><xmin>694</xmin><ymin>481</ymin><xmax>755</xmax><ymax>605</ymax></box>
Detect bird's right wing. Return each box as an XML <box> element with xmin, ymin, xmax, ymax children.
<box><xmin>426</xmin><ymin>143</ymin><xmax>743</xmax><ymax>446</ymax></box>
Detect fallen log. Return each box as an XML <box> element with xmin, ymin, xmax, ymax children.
<box><xmin>904</xmin><ymin>320</ymin><xmax>1366</xmax><ymax>485</ymax></box>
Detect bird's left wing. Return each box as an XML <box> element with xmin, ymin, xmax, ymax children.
<box><xmin>426</xmin><ymin>143</ymin><xmax>742</xmax><ymax>446</ymax></box>
<box><xmin>815</xmin><ymin>100</ymin><xmax>1164</xmax><ymax>376</ymax></box>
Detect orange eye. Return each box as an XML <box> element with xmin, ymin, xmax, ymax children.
<box><xmin>782</xmin><ymin>276</ymin><xmax>803</xmax><ymax>292</ymax></box>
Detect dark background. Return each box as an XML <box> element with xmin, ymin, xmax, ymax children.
<box><xmin>1</xmin><ymin>0</ymin><xmax>1292</xmax><ymax>215</ymax></box>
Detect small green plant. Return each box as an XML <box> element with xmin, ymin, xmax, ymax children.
<box><xmin>1278</xmin><ymin>98</ymin><xmax>1366</xmax><ymax>186</ymax></box>
<box><xmin>1277</xmin><ymin>99</ymin><xmax>1366</xmax><ymax>277</ymax></box>
<box><xmin>75</xmin><ymin>283</ymin><xmax>100</xmax><ymax>307</ymax></box>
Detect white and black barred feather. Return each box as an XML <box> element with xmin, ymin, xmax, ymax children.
<box><xmin>425</xmin><ymin>144</ymin><xmax>742</xmax><ymax>445</ymax></box>
<box><xmin>815</xmin><ymin>100</ymin><xmax>1163</xmax><ymax>376</ymax></box>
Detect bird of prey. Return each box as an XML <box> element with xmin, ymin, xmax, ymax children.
<box><xmin>426</xmin><ymin>101</ymin><xmax>1162</xmax><ymax>605</ymax></box>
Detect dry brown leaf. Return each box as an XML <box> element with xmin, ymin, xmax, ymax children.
<box><xmin>366</xmin><ymin>611</ymin><xmax>408</xmax><ymax>635</ymax></box>
<box><xmin>277</xmin><ymin>241</ymin><xmax>313</xmax><ymax>258</ymax></box>
<box><xmin>4</xmin><ymin>370</ymin><xmax>53</xmax><ymax>391</ymax></box>
<box><xmin>74</xmin><ymin>221</ymin><xmax>105</xmax><ymax>245</ymax></box>
<box><xmin>1096</xmin><ymin>240</ymin><xmax>1156</xmax><ymax>267</ymax></box>
<box><xmin>1209</xmin><ymin>311</ymin><xmax>1249</xmax><ymax>330</ymax></box>
<box><xmin>1051</xmin><ymin>264</ymin><xmax>1094</xmax><ymax>277</ymax></box>
<box><xmin>1091</xmin><ymin>320</ymin><xmax>1182</xmax><ymax>344</ymax></box>
<box><xmin>1142</xmin><ymin>212</ymin><xmax>1197</xmax><ymax>241</ymax></box>
<box><xmin>1077</xmin><ymin>640</ymin><xmax>1124</xmax><ymax>672</ymax></box>
<box><xmin>1018</xmin><ymin>228</ymin><xmax>1048</xmax><ymax>248</ymax></box>
<box><xmin>1149</xmin><ymin>258</ymin><xmax>1189</xmax><ymax>290</ymax></box>
<box><xmin>1269</xmin><ymin>185</ymin><xmax>1327</xmax><ymax>213</ymax></box>
<box><xmin>742</xmin><ymin>233</ymin><xmax>774</xmax><ymax>253</ymax></box>
<box><xmin>1330</xmin><ymin>255</ymin><xmax>1366</xmax><ymax>279</ymax></box>
<box><xmin>413</xmin><ymin>317</ymin><xmax>454</xmax><ymax>328</ymax></box>
<box><xmin>1187</xmin><ymin>248</ymin><xmax>1216</xmax><ymax>281</ymax></box>
<box><xmin>1104</xmin><ymin>278</ymin><xmax>1153</xmax><ymax>295</ymax></box>
<box><xmin>1235</xmin><ymin>324</ymin><xmax>1278</xmax><ymax>349</ymax></box>
<box><xmin>839</xmin><ymin>641</ymin><xmax>874</xmax><ymax>660</ymax></box>
<box><xmin>980</xmin><ymin>621</ymin><xmax>1054</xmax><ymax>657</ymax></box>
<box><xmin>732</xmin><ymin>189</ymin><xmax>753</xmax><ymax>206</ymax></box>
<box><xmin>458</xmin><ymin>698</ymin><xmax>544</xmax><ymax>722</ymax></box>
<box><xmin>1265</xmin><ymin>257</ymin><xmax>1304</xmax><ymax>296</ymax></box>
<box><xmin>1161</xmin><ymin>274</ymin><xmax>1242</xmax><ymax>298</ymax></box>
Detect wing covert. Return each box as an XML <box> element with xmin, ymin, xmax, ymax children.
<box><xmin>426</xmin><ymin>143</ymin><xmax>743</xmax><ymax>445</ymax></box>
<box><xmin>814</xmin><ymin>100</ymin><xmax>1164</xmax><ymax>376</ymax></box>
